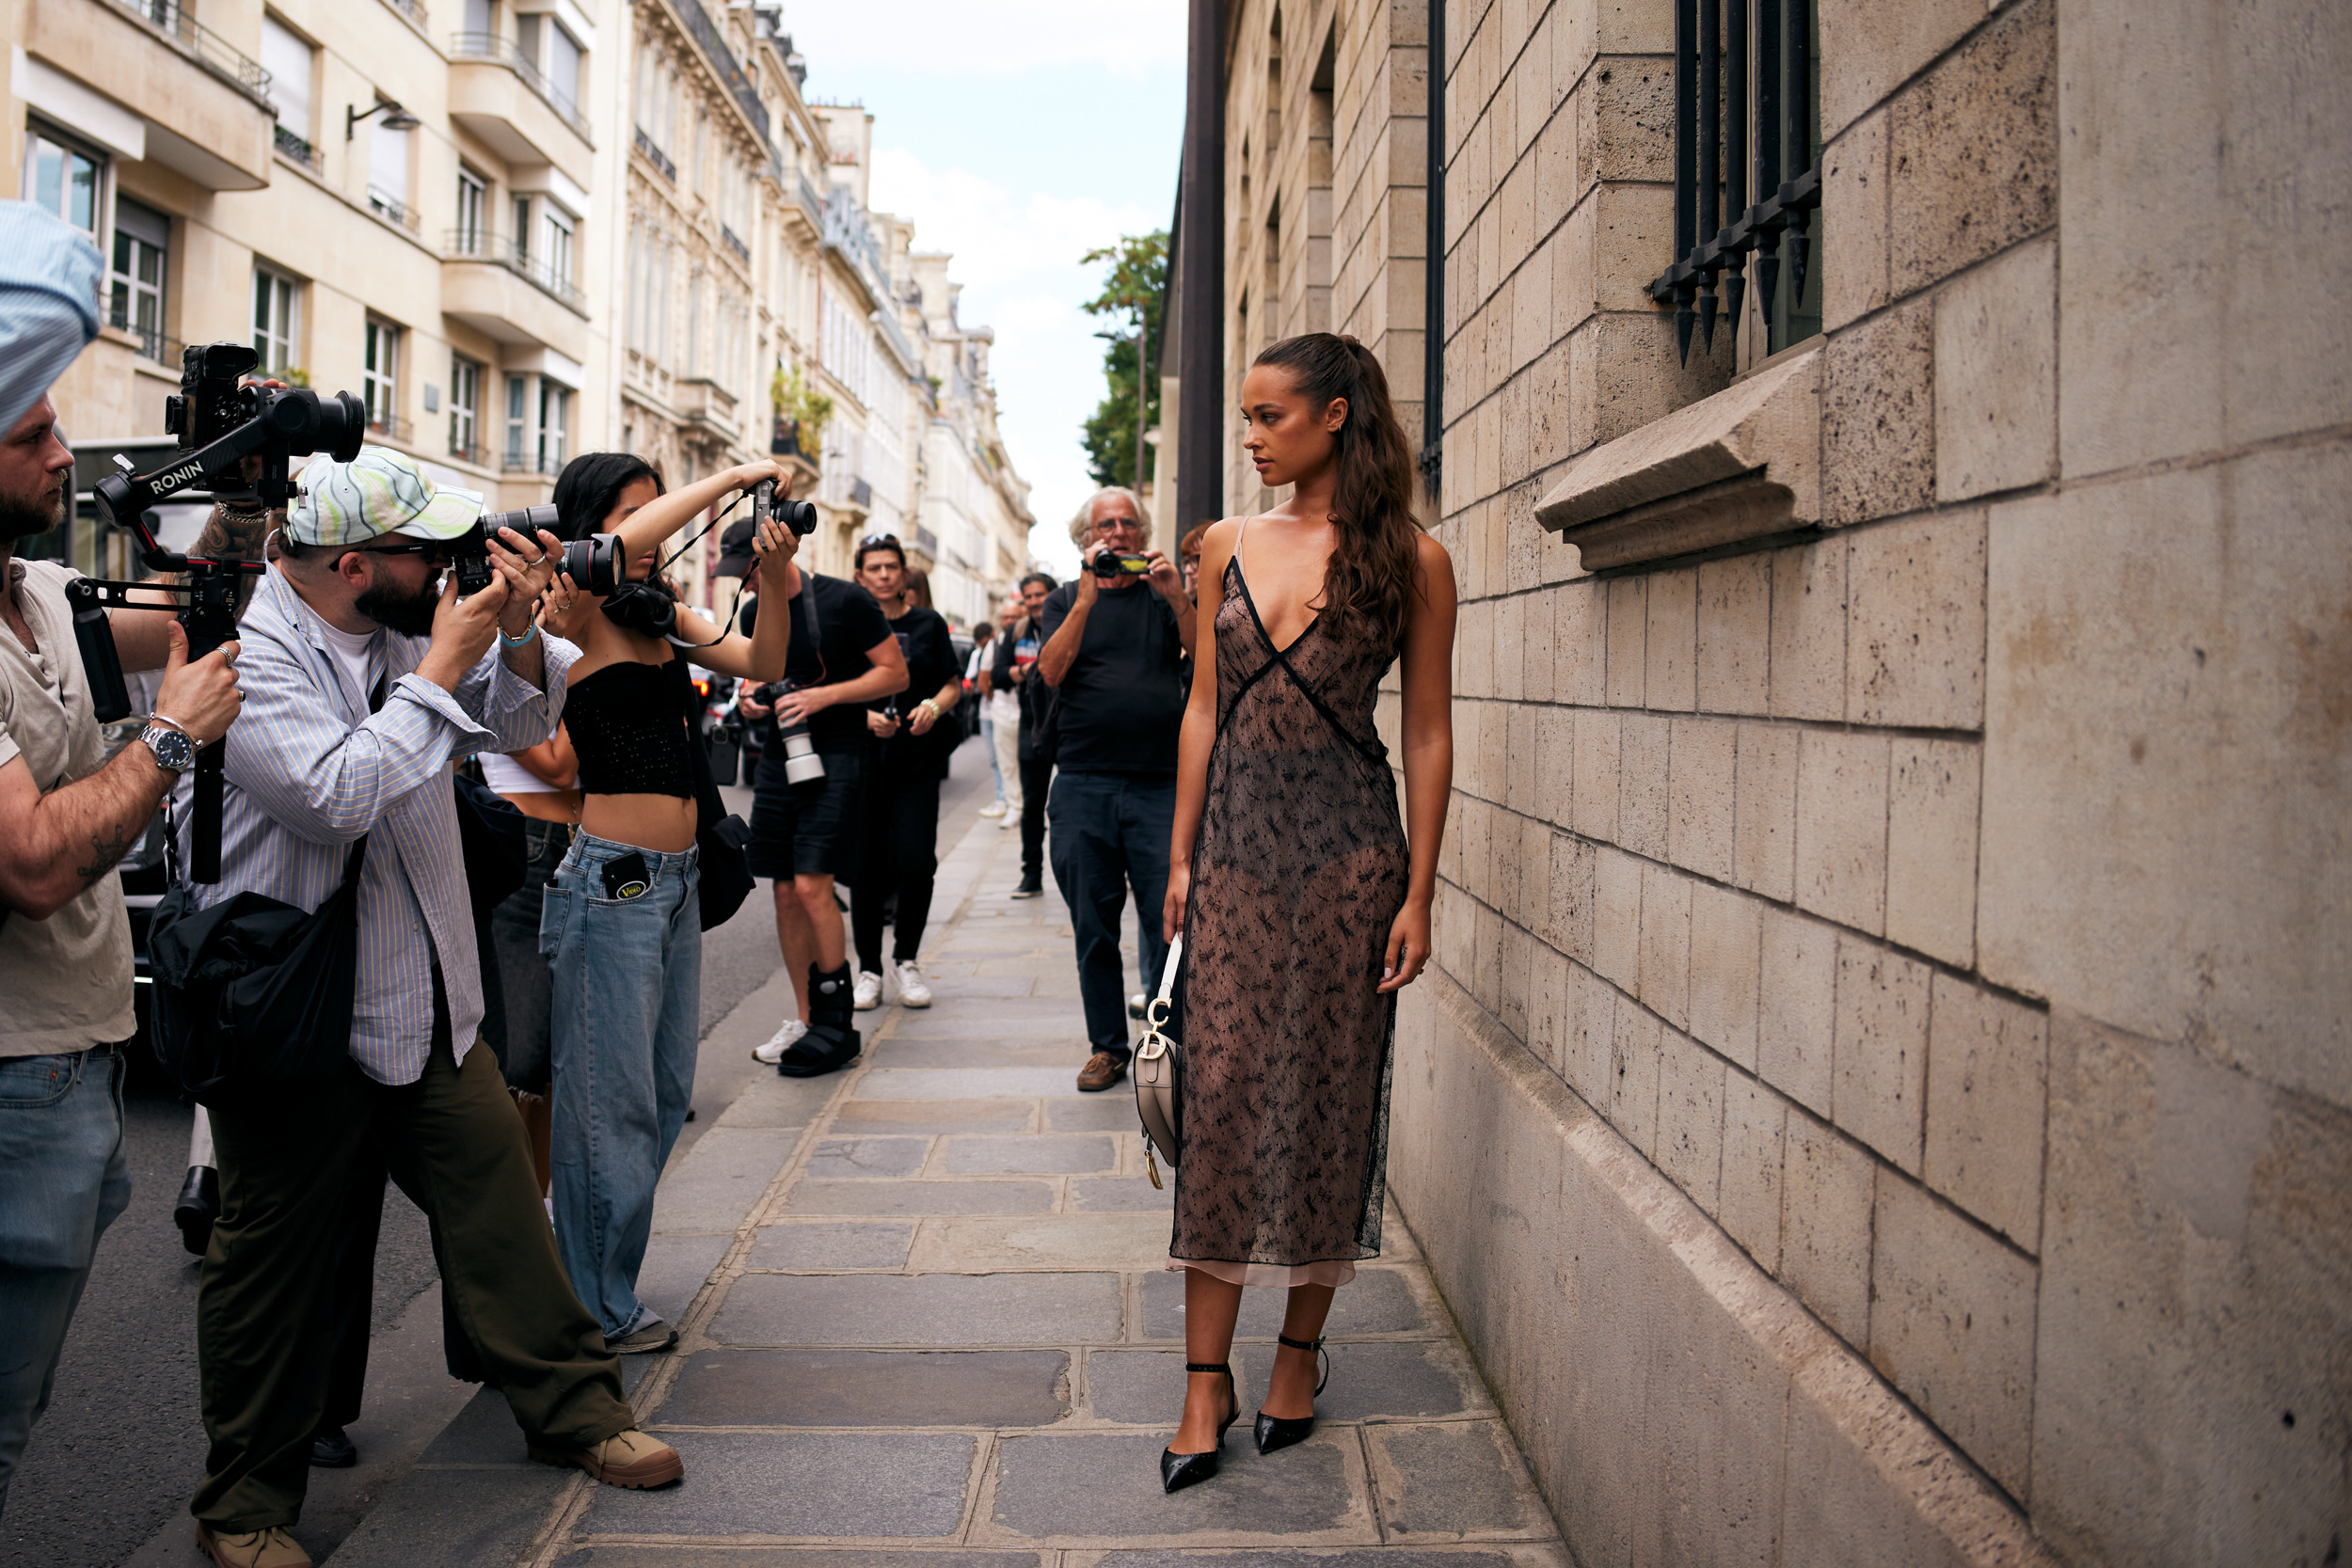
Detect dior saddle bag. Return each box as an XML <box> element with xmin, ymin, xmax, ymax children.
<box><xmin>1136</xmin><ymin>931</ymin><xmax>1185</xmax><ymax>1186</ymax></box>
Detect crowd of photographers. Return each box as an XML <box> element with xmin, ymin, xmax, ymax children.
<box><xmin>0</xmin><ymin>198</ymin><xmax>1214</xmax><ymax>1568</ymax></box>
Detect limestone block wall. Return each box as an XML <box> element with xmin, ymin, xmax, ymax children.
<box><xmin>1369</xmin><ymin>0</ymin><xmax>2352</xmax><ymax>1563</ymax></box>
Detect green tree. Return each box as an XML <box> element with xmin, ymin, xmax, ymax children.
<box><xmin>1078</xmin><ymin>230</ymin><xmax>1168</xmax><ymax>490</ymax></box>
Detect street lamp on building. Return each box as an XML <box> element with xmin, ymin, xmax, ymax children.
<box><xmin>345</xmin><ymin>100</ymin><xmax>422</xmax><ymax>140</ymax></box>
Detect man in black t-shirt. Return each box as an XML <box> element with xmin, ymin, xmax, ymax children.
<box><xmin>1039</xmin><ymin>488</ymin><xmax>1196</xmax><ymax>1091</ymax></box>
<box><xmin>727</xmin><ymin>528</ymin><xmax>909</xmax><ymax>1076</ymax></box>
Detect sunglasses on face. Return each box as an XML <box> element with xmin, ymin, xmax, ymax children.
<box><xmin>349</xmin><ymin>538</ymin><xmax>445</xmax><ymax>562</ymax></box>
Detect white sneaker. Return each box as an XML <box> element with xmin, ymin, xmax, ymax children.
<box><xmin>998</xmin><ymin>811</ymin><xmax>1018</xmax><ymax>829</ymax></box>
<box><xmin>852</xmin><ymin>971</ymin><xmax>883</xmax><ymax>1010</ymax></box>
<box><xmin>895</xmin><ymin>958</ymin><xmax>932</xmax><ymax>1008</ymax></box>
<box><xmin>752</xmin><ymin>1018</ymin><xmax>810</xmax><ymax>1065</ymax></box>
<box><xmin>978</xmin><ymin>799</ymin><xmax>1008</xmax><ymax>817</ymax></box>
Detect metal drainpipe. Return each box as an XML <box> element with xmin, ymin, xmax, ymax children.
<box><xmin>1175</xmin><ymin>0</ymin><xmax>1226</xmax><ymax>541</ymax></box>
<box><xmin>1422</xmin><ymin>0</ymin><xmax>1445</xmax><ymax>509</ymax></box>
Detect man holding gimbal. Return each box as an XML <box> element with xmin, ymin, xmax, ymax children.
<box><xmin>181</xmin><ymin>450</ymin><xmax>675</xmax><ymax>1567</ymax></box>
<box><xmin>0</xmin><ymin>203</ymin><xmax>247</xmax><ymax>1522</ymax></box>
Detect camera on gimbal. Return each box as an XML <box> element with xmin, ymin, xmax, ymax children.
<box><xmin>68</xmin><ymin>342</ymin><xmax>369</xmax><ymax>880</ymax></box>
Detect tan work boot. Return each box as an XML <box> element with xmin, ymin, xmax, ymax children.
<box><xmin>196</xmin><ymin>1523</ymin><xmax>311</xmax><ymax>1568</ymax></box>
<box><xmin>530</xmin><ymin>1427</ymin><xmax>684</xmax><ymax>1489</ymax></box>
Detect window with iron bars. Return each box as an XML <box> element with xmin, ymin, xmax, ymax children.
<box><xmin>1649</xmin><ymin>0</ymin><xmax>1824</xmax><ymax>363</ymax></box>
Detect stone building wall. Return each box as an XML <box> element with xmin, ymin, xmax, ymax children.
<box><xmin>1203</xmin><ymin>0</ymin><xmax>2351</xmax><ymax>1561</ymax></box>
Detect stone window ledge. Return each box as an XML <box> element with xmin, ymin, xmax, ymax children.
<box><xmin>1535</xmin><ymin>346</ymin><xmax>1820</xmax><ymax>571</ymax></box>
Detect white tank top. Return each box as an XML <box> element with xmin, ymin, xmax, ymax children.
<box><xmin>481</xmin><ymin>750</ymin><xmax>560</xmax><ymax>795</ymax></box>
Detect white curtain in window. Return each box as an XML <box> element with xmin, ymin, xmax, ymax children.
<box><xmin>259</xmin><ymin>18</ymin><xmax>311</xmax><ymax>133</ymax></box>
<box><xmin>369</xmin><ymin>119</ymin><xmax>409</xmax><ymax>204</ymax></box>
<box><xmin>463</xmin><ymin>0</ymin><xmax>492</xmax><ymax>37</ymax></box>
<box><xmin>548</xmin><ymin>24</ymin><xmax>582</xmax><ymax>111</ymax></box>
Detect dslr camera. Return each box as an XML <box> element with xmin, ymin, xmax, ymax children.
<box><xmin>444</xmin><ymin>502</ymin><xmax>560</xmax><ymax>596</ymax></box>
<box><xmin>763</xmin><ymin>680</ymin><xmax>825</xmax><ymax>784</ymax></box>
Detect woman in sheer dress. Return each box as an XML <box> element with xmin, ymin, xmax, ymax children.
<box><xmin>1158</xmin><ymin>332</ymin><xmax>1456</xmax><ymax>1492</ymax></box>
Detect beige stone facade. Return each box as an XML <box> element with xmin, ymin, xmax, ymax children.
<box><xmin>14</xmin><ymin>0</ymin><xmax>1031</xmax><ymax>620</ymax></box>
<box><xmin>1185</xmin><ymin>0</ymin><xmax>2351</xmax><ymax>1562</ymax></box>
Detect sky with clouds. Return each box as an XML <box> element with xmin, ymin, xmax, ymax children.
<box><xmin>779</xmin><ymin>2</ymin><xmax>1188</xmax><ymax>578</ymax></box>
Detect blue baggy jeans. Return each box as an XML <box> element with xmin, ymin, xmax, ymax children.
<box><xmin>0</xmin><ymin>1044</ymin><xmax>129</xmax><ymax>1517</ymax></box>
<box><xmin>542</xmin><ymin>831</ymin><xmax>701</xmax><ymax>1340</ymax></box>
<box><xmin>1046</xmin><ymin>770</ymin><xmax>1175</xmax><ymax>1063</ymax></box>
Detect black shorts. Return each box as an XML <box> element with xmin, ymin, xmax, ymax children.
<box><xmin>746</xmin><ymin>745</ymin><xmax>866</xmax><ymax>881</ymax></box>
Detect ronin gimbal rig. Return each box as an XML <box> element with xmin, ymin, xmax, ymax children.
<box><xmin>68</xmin><ymin>342</ymin><xmax>367</xmax><ymax>881</ymax></box>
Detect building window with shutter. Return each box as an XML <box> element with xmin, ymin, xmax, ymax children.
<box><xmin>450</xmin><ymin>355</ymin><xmax>483</xmax><ymax>464</ymax></box>
<box><xmin>252</xmin><ymin>265</ymin><xmax>300</xmax><ymax>378</ymax></box>
<box><xmin>109</xmin><ymin>197</ymin><xmax>170</xmax><ymax>363</ymax></box>
<box><xmin>363</xmin><ymin>318</ymin><xmax>402</xmax><ymax>436</ymax></box>
<box><xmin>1649</xmin><ymin>0</ymin><xmax>1824</xmax><ymax>362</ymax></box>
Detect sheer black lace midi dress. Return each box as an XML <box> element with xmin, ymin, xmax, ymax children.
<box><xmin>1167</xmin><ymin>534</ymin><xmax>1409</xmax><ymax>1289</ymax></box>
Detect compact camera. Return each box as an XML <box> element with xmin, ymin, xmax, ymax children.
<box><xmin>1090</xmin><ymin>549</ymin><xmax>1153</xmax><ymax>578</ymax></box>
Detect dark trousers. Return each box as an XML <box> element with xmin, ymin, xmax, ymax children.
<box><xmin>488</xmin><ymin>819</ymin><xmax>569</xmax><ymax>1091</ymax></box>
<box><xmin>1046</xmin><ymin>769</ymin><xmax>1175</xmax><ymax>1062</ymax></box>
<box><xmin>1018</xmin><ymin>755</ymin><xmax>1053</xmax><ymax>883</ymax></box>
<box><xmin>853</xmin><ymin>755</ymin><xmax>942</xmax><ymax>972</ymax></box>
<box><xmin>319</xmin><ymin>1143</ymin><xmax>386</xmax><ymax>1433</ymax></box>
<box><xmin>194</xmin><ymin>1030</ymin><xmax>630</xmax><ymax>1531</ymax></box>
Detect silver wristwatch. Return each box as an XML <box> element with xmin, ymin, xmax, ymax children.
<box><xmin>139</xmin><ymin>721</ymin><xmax>196</xmax><ymax>774</ymax></box>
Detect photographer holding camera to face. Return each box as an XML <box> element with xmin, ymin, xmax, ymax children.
<box><xmin>1038</xmin><ymin>488</ymin><xmax>1195</xmax><ymax>1093</ymax></box>
<box><xmin>0</xmin><ymin>203</ymin><xmax>248</xmax><ymax>1524</ymax></box>
<box><xmin>731</xmin><ymin>524</ymin><xmax>910</xmax><ymax>1077</ymax></box>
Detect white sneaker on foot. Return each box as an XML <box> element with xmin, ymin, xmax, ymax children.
<box><xmin>978</xmin><ymin>799</ymin><xmax>1008</xmax><ymax>817</ymax></box>
<box><xmin>895</xmin><ymin>959</ymin><xmax>932</xmax><ymax>1007</ymax></box>
<box><xmin>753</xmin><ymin>1018</ymin><xmax>810</xmax><ymax>1065</ymax></box>
<box><xmin>852</xmin><ymin>970</ymin><xmax>883</xmax><ymax>1010</ymax></box>
<box><xmin>998</xmin><ymin>811</ymin><xmax>1018</xmax><ymax>829</ymax></box>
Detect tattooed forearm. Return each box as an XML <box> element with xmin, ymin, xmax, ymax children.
<box><xmin>173</xmin><ymin>503</ymin><xmax>278</xmax><ymax>619</ymax></box>
<box><xmin>75</xmin><ymin>821</ymin><xmax>137</xmax><ymax>887</ymax></box>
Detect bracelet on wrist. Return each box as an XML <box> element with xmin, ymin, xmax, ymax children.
<box><xmin>498</xmin><ymin>622</ymin><xmax>540</xmax><ymax>648</ymax></box>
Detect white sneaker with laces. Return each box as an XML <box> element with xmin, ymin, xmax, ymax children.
<box><xmin>753</xmin><ymin>1019</ymin><xmax>810</xmax><ymax>1065</ymax></box>
<box><xmin>852</xmin><ymin>970</ymin><xmax>883</xmax><ymax>1010</ymax></box>
<box><xmin>895</xmin><ymin>959</ymin><xmax>932</xmax><ymax>1008</ymax></box>
<box><xmin>998</xmin><ymin>811</ymin><xmax>1018</xmax><ymax>829</ymax></box>
<box><xmin>978</xmin><ymin>799</ymin><xmax>1008</xmax><ymax>817</ymax></box>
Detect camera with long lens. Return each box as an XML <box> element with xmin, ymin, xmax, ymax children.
<box><xmin>765</xmin><ymin>680</ymin><xmax>825</xmax><ymax>784</ymax></box>
<box><xmin>443</xmin><ymin>502</ymin><xmax>559</xmax><ymax>595</ymax></box>
<box><xmin>560</xmin><ymin>532</ymin><xmax>626</xmax><ymax>596</ymax></box>
<box><xmin>753</xmin><ymin>477</ymin><xmax>819</xmax><ymax>536</ymax></box>
<box><xmin>69</xmin><ymin>341</ymin><xmax>369</xmax><ymax>881</ymax></box>
<box><xmin>1090</xmin><ymin>549</ymin><xmax>1152</xmax><ymax>578</ymax></box>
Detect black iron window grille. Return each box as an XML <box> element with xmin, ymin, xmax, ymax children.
<box><xmin>1650</xmin><ymin>0</ymin><xmax>1822</xmax><ymax>362</ymax></box>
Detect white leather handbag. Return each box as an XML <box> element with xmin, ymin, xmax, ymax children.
<box><xmin>1135</xmin><ymin>932</ymin><xmax>1184</xmax><ymax>1186</ymax></box>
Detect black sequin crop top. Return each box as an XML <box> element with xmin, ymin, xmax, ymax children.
<box><xmin>564</xmin><ymin>660</ymin><xmax>695</xmax><ymax>798</ymax></box>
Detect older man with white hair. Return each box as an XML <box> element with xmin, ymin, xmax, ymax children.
<box><xmin>1038</xmin><ymin>486</ymin><xmax>1195</xmax><ymax>1092</ymax></box>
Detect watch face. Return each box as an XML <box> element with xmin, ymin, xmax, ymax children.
<box><xmin>149</xmin><ymin>727</ymin><xmax>194</xmax><ymax>769</ymax></box>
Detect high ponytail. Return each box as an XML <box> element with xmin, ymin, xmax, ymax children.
<box><xmin>1251</xmin><ymin>332</ymin><xmax>1425</xmax><ymax>648</ymax></box>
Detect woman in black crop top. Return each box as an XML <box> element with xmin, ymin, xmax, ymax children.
<box><xmin>534</xmin><ymin>451</ymin><xmax>796</xmax><ymax>1355</ymax></box>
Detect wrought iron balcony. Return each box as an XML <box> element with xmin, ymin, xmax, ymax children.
<box><xmin>674</xmin><ymin>0</ymin><xmax>771</xmax><ymax>143</ymax></box>
<box><xmin>380</xmin><ymin>0</ymin><xmax>428</xmax><ymax>28</ymax></box>
<box><xmin>449</xmin><ymin>436</ymin><xmax>489</xmax><ymax>467</ymax></box>
<box><xmin>273</xmin><ymin>123</ymin><xmax>322</xmax><ymax>170</ymax></box>
<box><xmin>108</xmin><ymin>0</ymin><xmax>273</xmax><ymax>106</ymax></box>
<box><xmin>722</xmin><ymin>224</ymin><xmax>751</xmax><ymax>264</ymax></box>
<box><xmin>448</xmin><ymin>33</ymin><xmax>590</xmax><ymax>141</ymax></box>
<box><xmin>368</xmin><ymin>186</ymin><xmax>422</xmax><ymax>233</ymax></box>
<box><xmin>634</xmin><ymin>126</ymin><xmax>676</xmax><ymax>182</ymax></box>
<box><xmin>1648</xmin><ymin>0</ymin><xmax>1822</xmax><ymax>362</ymax></box>
<box><xmin>442</xmin><ymin>229</ymin><xmax>587</xmax><ymax>311</ymax></box>
<box><xmin>369</xmin><ymin>412</ymin><xmax>414</xmax><ymax>443</ymax></box>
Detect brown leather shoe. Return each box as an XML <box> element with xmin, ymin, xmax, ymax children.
<box><xmin>530</xmin><ymin>1427</ymin><xmax>684</xmax><ymax>1489</ymax></box>
<box><xmin>196</xmin><ymin>1523</ymin><xmax>312</xmax><ymax>1568</ymax></box>
<box><xmin>1076</xmin><ymin>1052</ymin><xmax>1128</xmax><ymax>1092</ymax></box>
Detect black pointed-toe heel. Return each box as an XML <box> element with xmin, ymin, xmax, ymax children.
<box><xmin>1160</xmin><ymin>1362</ymin><xmax>1239</xmax><ymax>1494</ymax></box>
<box><xmin>1253</xmin><ymin>1333</ymin><xmax>1332</xmax><ymax>1455</ymax></box>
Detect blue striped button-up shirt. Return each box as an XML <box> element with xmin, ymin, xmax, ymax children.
<box><xmin>175</xmin><ymin>567</ymin><xmax>577</xmax><ymax>1085</ymax></box>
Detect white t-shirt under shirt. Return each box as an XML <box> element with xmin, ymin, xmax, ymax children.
<box><xmin>480</xmin><ymin>750</ymin><xmax>559</xmax><ymax>795</ymax></box>
<box><xmin>313</xmin><ymin>616</ymin><xmax>380</xmax><ymax>717</ymax></box>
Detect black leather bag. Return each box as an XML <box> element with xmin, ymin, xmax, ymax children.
<box><xmin>148</xmin><ymin>837</ymin><xmax>367</xmax><ymax>1103</ymax></box>
<box><xmin>675</xmin><ymin>660</ymin><xmax>755</xmax><ymax>930</ymax></box>
<box><xmin>452</xmin><ymin>769</ymin><xmax>528</xmax><ymax>920</ymax></box>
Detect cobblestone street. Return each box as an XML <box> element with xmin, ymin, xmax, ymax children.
<box><xmin>329</xmin><ymin>808</ymin><xmax>1565</xmax><ymax>1568</ymax></box>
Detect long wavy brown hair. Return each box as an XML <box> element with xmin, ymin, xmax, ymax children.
<box><xmin>1253</xmin><ymin>332</ymin><xmax>1425</xmax><ymax>648</ymax></box>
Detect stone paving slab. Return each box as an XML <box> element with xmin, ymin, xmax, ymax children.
<box><xmin>861</xmin><ymin>1069</ymin><xmax>1084</xmax><ymax>1100</ymax></box>
<box><xmin>751</xmin><ymin>1222</ymin><xmax>920</xmax><ymax>1270</ymax></box>
<box><xmin>982</xmin><ymin>1432</ymin><xmax>1375</xmax><ymax>1545</ymax></box>
<box><xmin>834</xmin><ymin>1100</ymin><xmax>1039</xmax><ymax>1134</ymax></box>
<box><xmin>940</xmin><ymin>1134</ymin><xmax>1120</xmax><ymax>1175</ymax></box>
<box><xmin>1137</xmin><ymin>1268</ymin><xmax>1432</xmax><ymax>1340</ymax></box>
<box><xmin>663</xmin><ymin>1348</ymin><xmax>1071</xmax><ymax>1428</ymax></box>
<box><xmin>580</xmin><ymin>1431</ymin><xmax>977</xmax><ymax>1537</ymax></box>
<box><xmin>1080</xmin><ymin>1550</ymin><xmax>1566</xmax><ymax>1568</ymax></box>
<box><xmin>326</xmin><ymin>1462</ymin><xmax>572</xmax><ymax>1567</ymax></box>
<box><xmin>872</xmin><ymin>1039</ymin><xmax>1084</xmax><ymax>1069</ymax></box>
<box><xmin>890</xmin><ymin>1014</ymin><xmax>1094</xmax><ymax>1039</ymax></box>
<box><xmin>1083</xmin><ymin>1343</ymin><xmax>1491</xmax><ymax>1426</ymax></box>
<box><xmin>1362</xmin><ymin>1424</ymin><xmax>1557</xmax><ymax>1542</ymax></box>
<box><xmin>1072</xmin><ymin>1176</ymin><xmax>1176</xmax><ymax>1212</ymax></box>
<box><xmin>652</xmin><ymin>1127</ymin><xmax>809</xmax><ymax>1233</ymax></box>
<box><xmin>1048</xmin><ymin>1097</ymin><xmax>1146</xmax><ymax>1132</ymax></box>
<box><xmin>558</xmin><ymin>1552</ymin><xmax>1049</xmax><ymax>1568</ymax></box>
<box><xmin>713</xmin><ymin>1271</ymin><xmax>1124</xmax><ymax>1346</ymax></box>
<box><xmin>906</xmin><ymin>1215</ymin><xmax>1171</xmax><ymax>1273</ymax></box>
<box><xmin>782</xmin><ymin>1179</ymin><xmax>1060</xmax><ymax>1216</ymax></box>
<box><xmin>639</xmin><ymin>1232</ymin><xmax>736</xmax><ymax>1323</ymax></box>
<box><xmin>808</xmin><ymin>1136</ymin><xmax>936</xmax><ymax>1180</ymax></box>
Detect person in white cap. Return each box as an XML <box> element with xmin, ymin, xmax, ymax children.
<box><xmin>0</xmin><ymin>200</ymin><xmax>246</xmax><ymax>1524</ymax></box>
<box><xmin>181</xmin><ymin>448</ymin><xmax>681</xmax><ymax>1568</ymax></box>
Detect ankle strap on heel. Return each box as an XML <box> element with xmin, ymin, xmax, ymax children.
<box><xmin>1184</xmin><ymin>1362</ymin><xmax>1232</xmax><ymax>1374</ymax></box>
<box><xmin>1276</xmin><ymin>1334</ymin><xmax>1332</xmax><ymax>1395</ymax></box>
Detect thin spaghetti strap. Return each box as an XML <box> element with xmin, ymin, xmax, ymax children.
<box><xmin>1234</xmin><ymin>515</ymin><xmax>1248</xmax><ymax>578</ymax></box>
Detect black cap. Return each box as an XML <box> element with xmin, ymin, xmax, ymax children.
<box><xmin>714</xmin><ymin>517</ymin><xmax>758</xmax><ymax>578</ymax></box>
